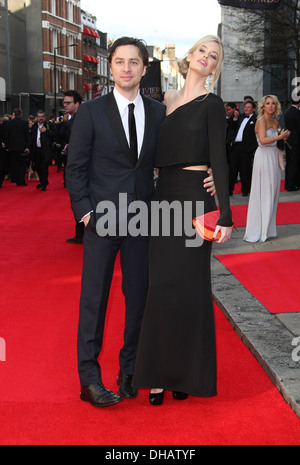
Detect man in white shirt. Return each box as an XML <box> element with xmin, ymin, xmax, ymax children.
<box><xmin>228</xmin><ymin>99</ymin><xmax>257</xmax><ymax>196</ymax></box>
<box><xmin>29</xmin><ymin>110</ymin><xmax>56</xmax><ymax>191</ymax></box>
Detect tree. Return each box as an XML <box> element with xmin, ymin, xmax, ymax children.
<box><xmin>223</xmin><ymin>0</ymin><xmax>300</xmax><ymax>109</ymax></box>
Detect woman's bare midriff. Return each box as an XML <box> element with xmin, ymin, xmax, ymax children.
<box><xmin>182</xmin><ymin>165</ymin><xmax>208</xmax><ymax>171</ymax></box>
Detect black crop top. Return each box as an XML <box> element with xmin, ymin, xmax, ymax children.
<box><xmin>155</xmin><ymin>93</ymin><xmax>233</xmax><ymax>227</ymax></box>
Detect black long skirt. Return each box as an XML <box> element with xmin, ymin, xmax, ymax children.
<box><xmin>132</xmin><ymin>166</ymin><xmax>218</xmax><ymax>397</ymax></box>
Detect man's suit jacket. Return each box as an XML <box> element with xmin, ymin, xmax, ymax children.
<box><xmin>4</xmin><ymin>117</ymin><xmax>29</xmax><ymax>152</ymax></box>
<box><xmin>226</xmin><ymin>114</ymin><xmax>238</xmax><ymax>146</ymax></box>
<box><xmin>29</xmin><ymin>121</ymin><xmax>56</xmax><ymax>163</ymax></box>
<box><xmin>284</xmin><ymin>105</ymin><xmax>300</xmax><ymax>147</ymax></box>
<box><xmin>235</xmin><ymin>113</ymin><xmax>257</xmax><ymax>153</ymax></box>
<box><xmin>66</xmin><ymin>92</ymin><xmax>166</xmax><ymax>226</ymax></box>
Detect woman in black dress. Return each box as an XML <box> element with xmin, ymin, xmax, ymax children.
<box><xmin>132</xmin><ymin>35</ymin><xmax>233</xmax><ymax>405</ymax></box>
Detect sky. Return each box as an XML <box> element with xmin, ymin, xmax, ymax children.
<box><xmin>80</xmin><ymin>0</ymin><xmax>222</xmax><ymax>59</ymax></box>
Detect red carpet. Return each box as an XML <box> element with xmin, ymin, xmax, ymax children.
<box><xmin>216</xmin><ymin>250</ymin><xmax>300</xmax><ymax>313</ymax></box>
<box><xmin>231</xmin><ymin>202</ymin><xmax>300</xmax><ymax>228</ymax></box>
<box><xmin>1</xmin><ymin>169</ymin><xmax>300</xmax><ymax>445</ymax></box>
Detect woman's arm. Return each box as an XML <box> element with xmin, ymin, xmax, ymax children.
<box><xmin>256</xmin><ymin>118</ymin><xmax>290</xmax><ymax>145</ymax></box>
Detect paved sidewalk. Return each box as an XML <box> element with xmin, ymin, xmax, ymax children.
<box><xmin>211</xmin><ymin>188</ymin><xmax>300</xmax><ymax>419</ymax></box>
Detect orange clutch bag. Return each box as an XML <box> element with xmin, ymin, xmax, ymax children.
<box><xmin>193</xmin><ymin>210</ymin><xmax>233</xmax><ymax>241</ymax></box>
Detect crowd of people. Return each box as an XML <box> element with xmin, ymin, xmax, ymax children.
<box><xmin>224</xmin><ymin>93</ymin><xmax>300</xmax><ymax>242</ymax></box>
<box><xmin>0</xmin><ymin>90</ymin><xmax>82</xmax><ymax>193</ymax></box>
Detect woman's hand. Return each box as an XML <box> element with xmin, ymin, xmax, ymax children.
<box><xmin>213</xmin><ymin>225</ymin><xmax>232</xmax><ymax>243</ymax></box>
<box><xmin>203</xmin><ymin>167</ymin><xmax>216</xmax><ymax>196</ymax></box>
<box><xmin>280</xmin><ymin>129</ymin><xmax>290</xmax><ymax>140</ymax></box>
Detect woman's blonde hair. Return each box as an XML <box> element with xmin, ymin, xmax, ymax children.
<box><xmin>258</xmin><ymin>95</ymin><xmax>281</xmax><ymax>119</ymax></box>
<box><xmin>177</xmin><ymin>35</ymin><xmax>224</xmax><ymax>90</ymax></box>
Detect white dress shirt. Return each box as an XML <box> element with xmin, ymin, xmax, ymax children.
<box><xmin>235</xmin><ymin>114</ymin><xmax>252</xmax><ymax>143</ymax></box>
<box><xmin>37</xmin><ymin>124</ymin><xmax>43</xmax><ymax>147</ymax></box>
<box><xmin>113</xmin><ymin>88</ymin><xmax>145</xmax><ymax>157</ymax></box>
<box><xmin>81</xmin><ymin>90</ymin><xmax>145</xmax><ymax>222</ymax></box>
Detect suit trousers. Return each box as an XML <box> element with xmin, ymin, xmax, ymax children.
<box><xmin>9</xmin><ymin>150</ymin><xmax>27</xmax><ymax>185</ymax></box>
<box><xmin>34</xmin><ymin>148</ymin><xmax>49</xmax><ymax>188</ymax></box>
<box><xmin>229</xmin><ymin>143</ymin><xmax>253</xmax><ymax>195</ymax></box>
<box><xmin>77</xmin><ymin>221</ymin><xmax>149</xmax><ymax>386</ymax></box>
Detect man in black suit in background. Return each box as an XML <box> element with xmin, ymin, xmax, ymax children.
<box><xmin>225</xmin><ymin>102</ymin><xmax>238</xmax><ymax>162</ymax></box>
<box><xmin>60</xmin><ymin>90</ymin><xmax>84</xmax><ymax>244</ymax></box>
<box><xmin>29</xmin><ymin>110</ymin><xmax>56</xmax><ymax>191</ymax></box>
<box><xmin>228</xmin><ymin>99</ymin><xmax>257</xmax><ymax>196</ymax></box>
<box><xmin>4</xmin><ymin>108</ymin><xmax>29</xmax><ymax>186</ymax></box>
<box><xmin>284</xmin><ymin>99</ymin><xmax>300</xmax><ymax>191</ymax></box>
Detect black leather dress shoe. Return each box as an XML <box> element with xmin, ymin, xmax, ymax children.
<box><xmin>172</xmin><ymin>391</ymin><xmax>188</xmax><ymax>400</ymax></box>
<box><xmin>149</xmin><ymin>390</ymin><xmax>164</xmax><ymax>406</ymax></box>
<box><xmin>117</xmin><ymin>372</ymin><xmax>138</xmax><ymax>398</ymax></box>
<box><xmin>80</xmin><ymin>382</ymin><xmax>122</xmax><ymax>407</ymax></box>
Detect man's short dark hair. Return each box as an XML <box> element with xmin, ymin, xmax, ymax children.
<box><xmin>108</xmin><ymin>37</ymin><xmax>149</xmax><ymax>67</ymax></box>
<box><xmin>291</xmin><ymin>98</ymin><xmax>300</xmax><ymax>105</ymax></box>
<box><xmin>244</xmin><ymin>98</ymin><xmax>256</xmax><ymax>109</ymax></box>
<box><xmin>227</xmin><ymin>102</ymin><xmax>236</xmax><ymax>109</ymax></box>
<box><xmin>13</xmin><ymin>108</ymin><xmax>22</xmax><ymax>118</ymax></box>
<box><xmin>64</xmin><ymin>90</ymin><xmax>83</xmax><ymax>105</ymax></box>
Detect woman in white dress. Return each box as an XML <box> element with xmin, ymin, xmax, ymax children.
<box><xmin>244</xmin><ymin>95</ymin><xmax>290</xmax><ymax>242</ymax></box>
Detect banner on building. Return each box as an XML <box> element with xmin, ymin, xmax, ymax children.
<box><xmin>140</xmin><ymin>60</ymin><xmax>163</xmax><ymax>102</ymax></box>
<box><xmin>218</xmin><ymin>0</ymin><xmax>284</xmax><ymax>10</ymax></box>
<box><xmin>30</xmin><ymin>94</ymin><xmax>46</xmax><ymax>116</ymax></box>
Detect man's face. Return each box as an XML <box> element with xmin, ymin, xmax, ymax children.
<box><xmin>37</xmin><ymin>113</ymin><xmax>46</xmax><ymax>124</ymax></box>
<box><xmin>226</xmin><ymin>106</ymin><xmax>235</xmax><ymax>117</ymax></box>
<box><xmin>110</xmin><ymin>45</ymin><xmax>147</xmax><ymax>95</ymax></box>
<box><xmin>244</xmin><ymin>103</ymin><xmax>255</xmax><ymax>117</ymax></box>
<box><xmin>63</xmin><ymin>97</ymin><xmax>78</xmax><ymax>116</ymax></box>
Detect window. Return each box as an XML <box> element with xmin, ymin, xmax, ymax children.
<box><xmin>69</xmin><ymin>72</ymin><xmax>75</xmax><ymax>90</ymax></box>
<box><xmin>69</xmin><ymin>2</ymin><xmax>74</xmax><ymax>23</ymax></box>
<box><xmin>53</xmin><ymin>29</ymin><xmax>58</xmax><ymax>52</ymax></box>
<box><xmin>51</xmin><ymin>0</ymin><xmax>56</xmax><ymax>16</ymax></box>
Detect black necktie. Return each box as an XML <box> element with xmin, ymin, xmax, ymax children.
<box><xmin>128</xmin><ymin>103</ymin><xmax>138</xmax><ymax>163</ymax></box>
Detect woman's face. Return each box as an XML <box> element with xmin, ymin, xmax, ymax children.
<box><xmin>187</xmin><ymin>41</ymin><xmax>220</xmax><ymax>77</ymax></box>
<box><xmin>264</xmin><ymin>97</ymin><xmax>277</xmax><ymax>116</ymax></box>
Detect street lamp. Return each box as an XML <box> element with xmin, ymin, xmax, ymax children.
<box><xmin>54</xmin><ymin>43</ymin><xmax>78</xmax><ymax>117</ymax></box>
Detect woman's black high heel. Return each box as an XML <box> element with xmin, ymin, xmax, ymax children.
<box><xmin>149</xmin><ymin>389</ymin><xmax>164</xmax><ymax>405</ymax></box>
<box><xmin>172</xmin><ymin>391</ymin><xmax>188</xmax><ymax>400</ymax></box>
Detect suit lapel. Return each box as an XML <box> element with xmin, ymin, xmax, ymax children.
<box><xmin>104</xmin><ymin>92</ymin><xmax>135</xmax><ymax>165</ymax></box>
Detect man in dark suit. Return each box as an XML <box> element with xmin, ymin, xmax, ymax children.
<box><xmin>29</xmin><ymin>110</ymin><xmax>56</xmax><ymax>191</ymax></box>
<box><xmin>66</xmin><ymin>37</ymin><xmax>215</xmax><ymax>408</ymax></box>
<box><xmin>4</xmin><ymin>108</ymin><xmax>29</xmax><ymax>186</ymax></box>
<box><xmin>228</xmin><ymin>99</ymin><xmax>257</xmax><ymax>196</ymax></box>
<box><xmin>225</xmin><ymin>102</ymin><xmax>238</xmax><ymax>162</ymax></box>
<box><xmin>60</xmin><ymin>90</ymin><xmax>85</xmax><ymax>244</ymax></box>
<box><xmin>283</xmin><ymin>99</ymin><xmax>300</xmax><ymax>191</ymax></box>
